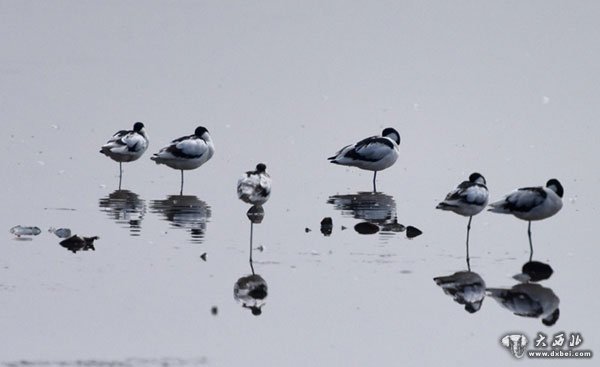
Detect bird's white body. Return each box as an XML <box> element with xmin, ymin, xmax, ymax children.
<box><xmin>437</xmin><ymin>174</ymin><xmax>489</xmax><ymax>217</ymax></box>
<box><xmin>488</xmin><ymin>183</ymin><xmax>563</xmax><ymax>221</ymax></box>
<box><xmin>237</xmin><ymin>165</ymin><xmax>272</xmax><ymax>205</ymax></box>
<box><xmin>100</xmin><ymin>123</ymin><xmax>149</xmax><ymax>163</ymax></box>
<box><xmin>151</xmin><ymin>129</ymin><xmax>214</xmax><ymax>170</ymax></box>
<box><xmin>328</xmin><ymin>129</ymin><xmax>400</xmax><ymax>171</ymax></box>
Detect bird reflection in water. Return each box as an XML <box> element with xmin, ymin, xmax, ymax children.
<box><xmin>98</xmin><ymin>190</ymin><xmax>146</xmax><ymax>236</ymax></box>
<box><xmin>486</xmin><ymin>283</ymin><xmax>560</xmax><ymax>326</ymax></box>
<box><xmin>234</xmin><ymin>205</ymin><xmax>268</xmax><ymax>316</ymax></box>
<box><xmin>487</xmin><ymin>255</ymin><xmax>559</xmax><ymax>326</ymax></box>
<box><xmin>59</xmin><ymin>235</ymin><xmax>99</xmax><ymax>254</ymax></box>
<box><xmin>327</xmin><ymin>192</ymin><xmax>405</xmax><ymax>238</ymax></box>
<box><xmin>433</xmin><ymin>251</ymin><xmax>486</xmax><ymax>313</ymax></box>
<box><xmin>150</xmin><ymin>195</ymin><xmax>211</xmax><ymax>243</ymax></box>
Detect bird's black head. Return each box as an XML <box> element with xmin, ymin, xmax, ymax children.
<box><xmin>469</xmin><ymin>172</ymin><xmax>486</xmax><ymax>185</ymax></box>
<box><xmin>542</xmin><ymin>308</ymin><xmax>560</xmax><ymax>326</ymax></box>
<box><xmin>382</xmin><ymin>127</ymin><xmax>401</xmax><ymax>145</ymax></box>
<box><xmin>133</xmin><ymin>122</ymin><xmax>145</xmax><ymax>132</ymax></box>
<box><xmin>465</xmin><ymin>301</ymin><xmax>482</xmax><ymax>313</ymax></box>
<box><xmin>546</xmin><ymin>179</ymin><xmax>563</xmax><ymax>198</ymax></box>
<box><xmin>256</xmin><ymin>163</ymin><xmax>267</xmax><ymax>172</ymax></box>
<box><xmin>194</xmin><ymin>126</ymin><xmax>209</xmax><ymax>137</ymax></box>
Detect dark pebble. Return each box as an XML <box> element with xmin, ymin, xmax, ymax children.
<box><xmin>406</xmin><ymin>226</ymin><xmax>423</xmax><ymax>238</ymax></box>
<box><xmin>354</xmin><ymin>222</ymin><xmax>379</xmax><ymax>235</ymax></box>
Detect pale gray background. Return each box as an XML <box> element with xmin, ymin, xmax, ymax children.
<box><xmin>1</xmin><ymin>1</ymin><xmax>598</xmax><ymax>365</ymax></box>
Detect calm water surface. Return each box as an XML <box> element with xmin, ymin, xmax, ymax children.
<box><xmin>2</xmin><ymin>1</ymin><xmax>599</xmax><ymax>366</ymax></box>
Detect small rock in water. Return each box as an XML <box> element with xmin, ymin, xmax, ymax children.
<box><xmin>341</xmin><ymin>226</ymin><xmax>347</xmax><ymax>231</ymax></box>
<box><xmin>255</xmin><ymin>245</ymin><xmax>265</xmax><ymax>252</ymax></box>
<box><xmin>406</xmin><ymin>226</ymin><xmax>423</xmax><ymax>239</ymax></box>
<box><xmin>211</xmin><ymin>306</ymin><xmax>218</xmax><ymax>316</ymax></box>
<box><xmin>305</xmin><ymin>227</ymin><xmax>312</xmax><ymax>233</ymax></box>
<box><xmin>48</xmin><ymin>227</ymin><xmax>72</xmax><ymax>238</ymax></box>
<box><xmin>354</xmin><ymin>222</ymin><xmax>379</xmax><ymax>235</ymax></box>
<box><xmin>10</xmin><ymin>225</ymin><xmax>41</xmax><ymax>237</ymax></box>
<box><xmin>320</xmin><ymin>217</ymin><xmax>333</xmax><ymax>236</ymax></box>
<box><xmin>200</xmin><ymin>253</ymin><xmax>207</xmax><ymax>261</ymax></box>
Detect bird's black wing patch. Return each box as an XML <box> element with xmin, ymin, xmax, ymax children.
<box><xmin>344</xmin><ymin>136</ymin><xmax>394</xmax><ymax>162</ymax></box>
<box><xmin>502</xmin><ymin>187</ymin><xmax>546</xmax><ymax>212</ymax></box>
<box><xmin>171</xmin><ymin>134</ymin><xmax>195</xmax><ymax>143</ymax></box>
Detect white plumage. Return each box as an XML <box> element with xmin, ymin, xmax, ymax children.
<box><xmin>237</xmin><ymin>163</ymin><xmax>271</xmax><ymax>205</ymax></box>
<box><xmin>151</xmin><ymin>126</ymin><xmax>214</xmax><ymax>170</ymax></box>
<box><xmin>437</xmin><ymin>173</ymin><xmax>489</xmax><ymax>217</ymax></box>
<box><xmin>328</xmin><ymin>127</ymin><xmax>400</xmax><ymax>191</ymax></box>
<box><xmin>100</xmin><ymin>122</ymin><xmax>149</xmax><ymax>163</ymax></box>
<box><xmin>151</xmin><ymin>126</ymin><xmax>215</xmax><ymax>194</ymax></box>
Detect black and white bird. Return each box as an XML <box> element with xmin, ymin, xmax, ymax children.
<box><xmin>237</xmin><ymin>163</ymin><xmax>272</xmax><ymax>205</ymax></box>
<box><xmin>436</xmin><ymin>173</ymin><xmax>489</xmax><ymax>269</ymax></box>
<box><xmin>100</xmin><ymin>122</ymin><xmax>149</xmax><ymax>188</ymax></box>
<box><xmin>488</xmin><ymin>179</ymin><xmax>563</xmax><ymax>256</ymax></box>
<box><xmin>328</xmin><ymin>128</ymin><xmax>400</xmax><ymax>192</ymax></box>
<box><xmin>486</xmin><ymin>283</ymin><xmax>560</xmax><ymax>326</ymax></box>
<box><xmin>151</xmin><ymin>126</ymin><xmax>214</xmax><ymax>195</ymax></box>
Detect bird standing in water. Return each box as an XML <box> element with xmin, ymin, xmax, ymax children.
<box><xmin>151</xmin><ymin>126</ymin><xmax>214</xmax><ymax>195</ymax></box>
<box><xmin>436</xmin><ymin>173</ymin><xmax>489</xmax><ymax>270</ymax></box>
<box><xmin>488</xmin><ymin>179</ymin><xmax>563</xmax><ymax>258</ymax></box>
<box><xmin>237</xmin><ymin>163</ymin><xmax>272</xmax><ymax>205</ymax></box>
<box><xmin>328</xmin><ymin>127</ymin><xmax>400</xmax><ymax>192</ymax></box>
<box><xmin>100</xmin><ymin>122</ymin><xmax>149</xmax><ymax>189</ymax></box>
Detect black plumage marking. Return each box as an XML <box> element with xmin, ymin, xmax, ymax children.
<box><xmin>445</xmin><ymin>182</ymin><xmax>488</xmax><ymax>205</ymax></box>
<box><xmin>114</xmin><ymin>130</ymin><xmax>129</xmax><ymax>138</ymax></box>
<box><xmin>500</xmin><ymin>187</ymin><xmax>546</xmax><ymax>212</ymax></box>
<box><xmin>342</xmin><ymin>137</ymin><xmax>394</xmax><ymax>162</ymax></box>
<box><xmin>165</xmin><ymin>136</ymin><xmax>205</xmax><ymax>159</ymax></box>
<box><xmin>171</xmin><ymin>134</ymin><xmax>196</xmax><ymax>143</ymax></box>
<box><xmin>128</xmin><ymin>141</ymin><xmax>139</xmax><ymax>152</ymax></box>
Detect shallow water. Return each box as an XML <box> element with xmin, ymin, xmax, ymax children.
<box><xmin>2</xmin><ymin>1</ymin><xmax>599</xmax><ymax>365</ymax></box>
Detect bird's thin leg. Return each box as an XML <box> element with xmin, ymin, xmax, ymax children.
<box><xmin>249</xmin><ymin>222</ymin><xmax>255</xmax><ymax>275</ymax></box>
<box><xmin>528</xmin><ymin>221</ymin><xmax>533</xmax><ymax>261</ymax></box>
<box><xmin>118</xmin><ymin>162</ymin><xmax>122</xmax><ymax>190</ymax></box>
<box><xmin>373</xmin><ymin>171</ymin><xmax>378</xmax><ymax>192</ymax></box>
<box><xmin>466</xmin><ymin>216</ymin><xmax>472</xmax><ymax>271</ymax></box>
<box><xmin>180</xmin><ymin>170</ymin><xmax>184</xmax><ymax>196</ymax></box>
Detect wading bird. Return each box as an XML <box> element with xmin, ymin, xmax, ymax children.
<box><xmin>436</xmin><ymin>173</ymin><xmax>489</xmax><ymax>269</ymax></box>
<box><xmin>328</xmin><ymin>128</ymin><xmax>400</xmax><ymax>192</ymax></box>
<box><xmin>100</xmin><ymin>122</ymin><xmax>149</xmax><ymax>188</ymax></box>
<box><xmin>237</xmin><ymin>163</ymin><xmax>272</xmax><ymax>205</ymax></box>
<box><xmin>488</xmin><ymin>179</ymin><xmax>563</xmax><ymax>258</ymax></box>
<box><xmin>151</xmin><ymin>126</ymin><xmax>214</xmax><ymax>195</ymax></box>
